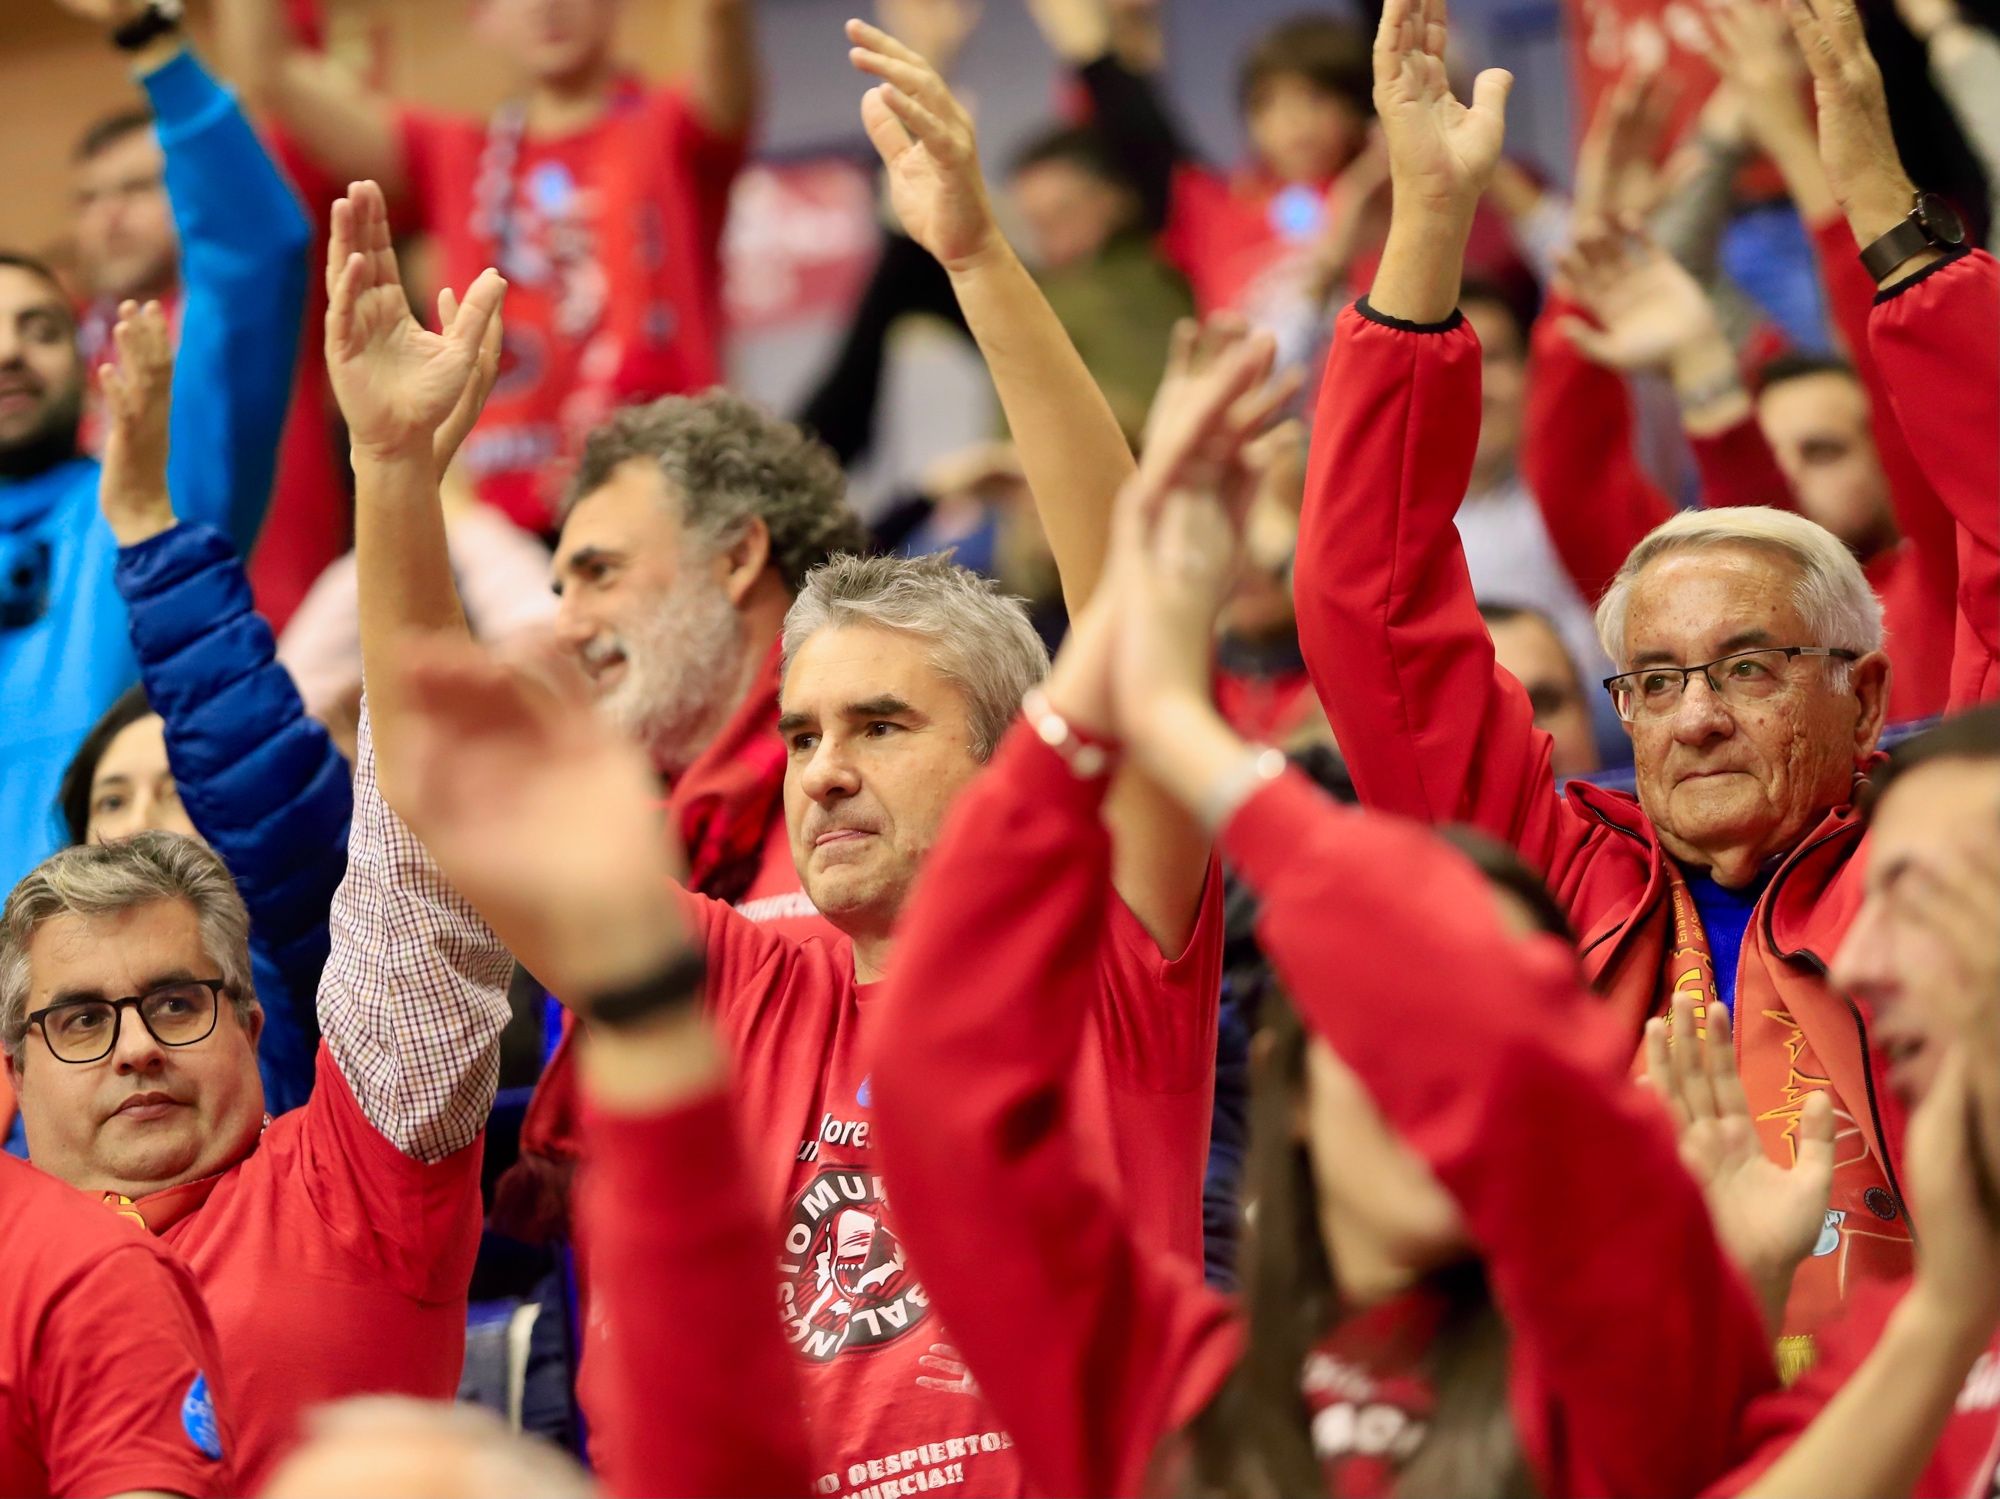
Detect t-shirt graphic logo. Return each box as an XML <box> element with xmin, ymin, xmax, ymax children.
<box><xmin>181</xmin><ymin>1371</ymin><xmax>223</xmax><ymax>1460</ymax></box>
<box><xmin>779</xmin><ymin>1168</ymin><xmax>930</xmax><ymax>1363</ymax></box>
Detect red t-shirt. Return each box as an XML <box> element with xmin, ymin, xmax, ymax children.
<box><xmin>0</xmin><ymin>1154</ymin><xmax>234</xmax><ymax>1498</ymax></box>
<box><xmin>117</xmin><ymin>1046</ymin><xmax>485</xmax><ymax>1491</ymax></box>
<box><xmin>583</xmin><ymin>869</ymin><xmax>1221</xmax><ymax>1499</ymax></box>
<box><xmin>397</xmin><ymin>82</ymin><xmax>745</xmax><ymax>531</ymax></box>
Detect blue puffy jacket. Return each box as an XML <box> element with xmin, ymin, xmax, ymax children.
<box><xmin>116</xmin><ymin>523</ymin><xmax>352</xmax><ymax>1116</ymax></box>
<box><xmin>0</xmin><ymin>49</ymin><xmax>309</xmax><ymax>892</ymax></box>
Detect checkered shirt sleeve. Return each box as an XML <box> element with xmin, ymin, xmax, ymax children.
<box><xmin>316</xmin><ymin>702</ymin><xmax>515</xmax><ymax>1162</ymax></box>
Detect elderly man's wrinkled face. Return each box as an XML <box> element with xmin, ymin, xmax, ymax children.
<box><xmin>10</xmin><ymin>898</ymin><xmax>264</xmax><ymax>1200</ymax></box>
<box><xmin>1833</xmin><ymin>758</ymin><xmax>2000</xmax><ymax>1107</ymax></box>
<box><xmin>779</xmin><ymin>624</ymin><xmax>985</xmax><ymax>948</ymax></box>
<box><xmin>1619</xmin><ymin>545</ymin><xmax>1888</xmax><ymax>883</ymax></box>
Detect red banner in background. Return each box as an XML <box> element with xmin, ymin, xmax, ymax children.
<box><xmin>722</xmin><ymin>158</ymin><xmax>880</xmax><ymax>336</ymax></box>
<box><xmin>1568</xmin><ymin>0</ymin><xmax>1723</xmax><ymax>151</ymax></box>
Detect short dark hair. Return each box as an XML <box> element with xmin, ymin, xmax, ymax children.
<box><xmin>1238</xmin><ymin>14</ymin><xmax>1373</xmax><ymax>117</ymax></box>
<box><xmin>1755</xmin><ymin>350</ymin><xmax>1859</xmax><ymax>397</ymax></box>
<box><xmin>1437</xmin><ymin>824</ymin><xmax>1577</xmax><ymax>946</ymax></box>
<box><xmin>74</xmin><ymin>107</ymin><xmax>157</xmax><ymax>164</ymax></box>
<box><xmin>0</xmin><ymin>251</ymin><xmax>71</xmax><ymax>314</ymax></box>
<box><xmin>1009</xmin><ymin>124</ymin><xmax>1133</xmax><ymax>191</ymax></box>
<box><xmin>1862</xmin><ymin>704</ymin><xmax>2000</xmax><ymax>821</ymax></box>
<box><xmin>57</xmin><ymin>683</ymin><xmax>155</xmax><ymax>847</ymax></box>
<box><xmin>1459</xmin><ymin>274</ymin><xmax>1538</xmax><ymax>353</ymax></box>
<box><xmin>566</xmin><ymin>390</ymin><xmax>868</xmax><ymax>595</ymax></box>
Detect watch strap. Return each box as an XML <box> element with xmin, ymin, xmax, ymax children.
<box><xmin>1859</xmin><ymin>213</ymin><xmax>1936</xmax><ymax>282</ymax></box>
<box><xmin>578</xmin><ymin>950</ymin><xmax>708</xmax><ymax>1031</ymax></box>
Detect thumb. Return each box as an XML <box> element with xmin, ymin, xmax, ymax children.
<box><xmin>1471</xmin><ymin>67</ymin><xmax>1514</xmax><ymax>121</ymax></box>
<box><xmin>447</xmin><ymin>269</ymin><xmax>508</xmax><ymax>356</ymax></box>
<box><xmin>1557</xmin><ymin>316</ymin><xmax>1622</xmax><ymax>368</ymax></box>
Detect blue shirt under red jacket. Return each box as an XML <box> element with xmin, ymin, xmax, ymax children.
<box><xmin>115</xmin><ymin>523</ymin><xmax>352</xmax><ymax>1118</ymax></box>
<box><xmin>0</xmin><ymin>49</ymin><xmax>309</xmax><ymax>894</ymax></box>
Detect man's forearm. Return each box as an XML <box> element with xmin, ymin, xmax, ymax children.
<box><xmin>686</xmin><ymin>0</ymin><xmax>759</xmax><ymax>138</ymax></box>
<box><xmin>947</xmin><ymin>244</ymin><xmax>1135</xmax><ymax>609</ymax></box>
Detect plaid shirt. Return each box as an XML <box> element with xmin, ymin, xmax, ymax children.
<box><xmin>317</xmin><ymin>705</ymin><xmax>514</xmax><ymax>1162</ymax></box>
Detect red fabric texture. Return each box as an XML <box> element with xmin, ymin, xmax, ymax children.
<box><xmin>1</xmin><ymin>1154</ymin><xmax>236</xmax><ymax>1499</ymax></box>
<box><xmin>396</xmin><ymin>82</ymin><xmax>743</xmax><ymax>531</ymax></box>
<box><xmin>1291</xmin><ymin>297</ymin><xmax>2000</xmax><ymax>1348</ymax></box>
<box><xmin>503</xmin><ymin>644</ymin><xmax>827</xmax><ymax>1241</ymax></box>
<box><xmin>581</xmin><ymin>722</ymin><xmax>1223</xmax><ymax>1498</ymax></box>
<box><xmin>871</xmin><ymin>765</ymin><xmax>1774</xmax><ymax>1498</ymax></box>
<box><xmin>138</xmin><ymin>1046</ymin><xmax>485</xmax><ymax>1491</ymax></box>
<box><xmin>580</xmin><ymin>1089</ymin><xmax>815</xmax><ymax>1499</ymax></box>
<box><xmin>1711</xmin><ymin>1277</ymin><xmax>2000</xmax><ymax>1495</ymax></box>
<box><xmin>1213</xmin><ymin>663</ymin><xmax>1318</xmax><ymax>743</ymax></box>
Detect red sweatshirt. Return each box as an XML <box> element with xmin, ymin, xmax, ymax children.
<box><xmin>576</xmin><ymin>724</ymin><xmax>1223</xmax><ymax>1499</ymax></box>
<box><xmin>1713</xmin><ymin>1277</ymin><xmax>2000</xmax><ymax>1496</ymax></box>
<box><xmin>1294</xmin><ymin>266</ymin><xmax>1999</xmax><ymax>1350</ymax></box>
<box><xmin>873</xmin><ymin>767</ymin><xmax>1777</xmax><ymax>1498</ymax></box>
<box><xmin>578</xmin><ymin>1088</ymin><xmax>815</xmax><ymax>1499</ymax></box>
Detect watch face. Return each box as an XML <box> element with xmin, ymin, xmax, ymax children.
<box><xmin>1917</xmin><ymin>192</ymin><xmax>1967</xmax><ymax>247</ymax></box>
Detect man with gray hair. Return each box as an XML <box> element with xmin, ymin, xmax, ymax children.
<box><xmin>0</xmin><ymin>713</ymin><xmax>514</xmax><ymax>1489</ymax></box>
<box><xmin>1291</xmin><ymin>0</ymin><xmax>1995</xmax><ymax>1375</ymax></box>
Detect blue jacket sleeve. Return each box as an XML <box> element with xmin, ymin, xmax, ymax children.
<box><xmin>115</xmin><ymin>523</ymin><xmax>352</xmax><ymax>1106</ymax></box>
<box><xmin>144</xmin><ymin>50</ymin><xmax>311</xmax><ymax>553</ymax></box>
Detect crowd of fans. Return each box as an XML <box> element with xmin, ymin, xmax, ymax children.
<box><xmin>0</xmin><ymin>0</ymin><xmax>1996</xmax><ymax>1495</ymax></box>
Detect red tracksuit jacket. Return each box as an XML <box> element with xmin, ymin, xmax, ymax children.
<box><xmin>871</xmin><ymin>767</ymin><xmax>1777</xmax><ymax>1498</ymax></box>
<box><xmin>1517</xmin><ymin>221</ymin><xmax>1966</xmax><ymax>721</ymax></box>
<box><xmin>1295</xmin><ymin>250</ymin><xmax>1999</xmax><ymax>1355</ymax></box>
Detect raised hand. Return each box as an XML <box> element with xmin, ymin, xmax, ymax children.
<box><xmin>430</xmin><ymin>285</ymin><xmax>505</xmax><ymax>482</ymax></box>
<box><xmin>1572</xmin><ymin>64</ymin><xmax>1675</xmax><ymax>230</ymax></box>
<box><xmin>389</xmin><ymin>631</ymin><xmax>688</xmax><ymax>999</ymax></box>
<box><xmin>1372</xmin><ymin>0</ymin><xmax>1513</xmax><ymax>222</ymax></box>
<box><xmin>1556</xmin><ymin>221</ymin><xmax>1726</xmax><ymax>374</ymax></box>
<box><xmin>96</xmin><ymin>300</ymin><xmax>177</xmax><ymax>547</ymax></box>
<box><xmin>1707</xmin><ymin>0</ymin><xmax>1840</xmax><ymax>221</ymax></box>
<box><xmin>1782</xmin><ymin>0</ymin><xmax>1921</xmax><ymax>245</ymax></box>
<box><xmin>1643</xmin><ymin>995</ymin><xmax>1836</xmax><ymax>1332</ymax></box>
<box><xmin>1024</xmin><ymin>0</ymin><xmax>1112</xmax><ymax>64</ymax></box>
<box><xmin>324</xmin><ymin>180</ymin><xmax>506</xmax><ymax>463</ymax></box>
<box><xmin>875</xmin><ymin>0</ymin><xmax>983</xmax><ymax>76</ymax></box>
<box><xmin>848</xmin><ymin>18</ymin><xmax>1004</xmax><ymax>273</ymax></box>
<box><xmin>1903</xmin><ymin>1047</ymin><xmax>2000</xmax><ymax>1342</ymax></box>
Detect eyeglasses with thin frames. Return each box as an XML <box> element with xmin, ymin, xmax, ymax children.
<box><xmin>25</xmin><ymin>979</ymin><xmax>228</xmax><ymax>1065</ymax></box>
<box><xmin>1602</xmin><ymin>646</ymin><xmax>1859</xmax><ymax>724</ymax></box>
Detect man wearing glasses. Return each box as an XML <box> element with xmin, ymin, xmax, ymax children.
<box><xmin>1291</xmin><ymin>0</ymin><xmax>1996</xmax><ymax>1376</ymax></box>
<box><xmin>0</xmin><ymin>717</ymin><xmax>513</xmax><ymax>1490</ymax></box>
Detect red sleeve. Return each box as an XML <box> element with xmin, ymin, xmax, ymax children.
<box><xmin>578</xmin><ymin>1088</ymin><xmax>813</xmax><ymax>1499</ymax></box>
<box><xmin>656</xmin><ymin>84</ymin><xmax>747</xmax><ymax>248</ymax></box>
<box><xmin>392</xmin><ymin>108</ymin><xmax>448</xmax><ymax>235</ymax></box>
<box><xmin>1688</xmin><ymin>416</ymin><xmax>1793</xmax><ymax>512</ymax></box>
<box><xmin>1808</xmin><ymin>215</ymin><xmax>1960</xmax><ymax>712</ymax></box>
<box><xmin>871</xmin><ymin>723</ymin><xmax>1241</xmax><ymax>1499</ymax></box>
<box><xmin>1221</xmin><ymin>772</ymin><xmax>1779</xmax><ymax>1499</ymax></box>
<box><xmin>295</xmin><ymin>1045</ymin><xmax>485</xmax><ymax>1301</ymax></box>
<box><xmin>1868</xmin><ymin>250</ymin><xmax>2000</xmax><ymax>706</ymax></box>
<box><xmin>1296</xmin><ymin>302</ymin><xmax>1590</xmax><ymax>883</ymax></box>
<box><xmin>1520</xmin><ymin>291</ymin><xmax>1675</xmax><ymax>605</ymax></box>
<box><xmin>33</xmin><ymin>1244</ymin><xmax>236</xmax><ymax>1498</ymax></box>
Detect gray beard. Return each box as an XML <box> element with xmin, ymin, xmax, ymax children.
<box><xmin>598</xmin><ymin>574</ymin><xmax>749</xmax><ymax>776</ymax></box>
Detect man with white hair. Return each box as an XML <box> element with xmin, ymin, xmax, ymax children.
<box><xmin>1293</xmin><ymin>0</ymin><xmax>1995</xmax><ymax>1370</ymax></box>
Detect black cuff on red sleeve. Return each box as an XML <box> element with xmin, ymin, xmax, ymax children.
<box><xmin>1872</xmin><ymin>245</ymin><xmax>1972</xmax><ymax>304</ymax></box>
<box><xmin>1354</xmin><ymin>296</ymin><xmax>1466</xmax><ymax>334</ymax></box>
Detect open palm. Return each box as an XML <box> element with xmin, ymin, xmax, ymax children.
<box><xmin>324</xmin><ymin>181</ymin><xmax>506</xmax><ymax>457</ymax></box>
<box><xmin>1558</xmin><ymin>227</ymin><xmax>1719</xmax><ymax>373</ymax></box>
<box><xmin>1372</xmin><ymin>0</ymin><xmax>1511</xmax><ymax>216</ymax></box>
<box><xmin>850</xmin><ymin>19</ymin><xmax>1002</xmax><ymax>272</ymax></box>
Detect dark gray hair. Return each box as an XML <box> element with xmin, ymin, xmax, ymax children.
<box><xmin>781</xmin><ymin>553</ymin><xmax>1051</xmax><ymax>761</ymax></box>
<box><xmin>566</xmin><ymin>390</ymin><xmax>868</xmax><ymax>592</ymax></box>
<box><xmin>1</xmin><ymin>833</ymin><xmax>256</xmax><ymax>1056</ymax></box>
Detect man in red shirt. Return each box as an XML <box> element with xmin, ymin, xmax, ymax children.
<box><xmin>220</xmin><ymin>0</ymin><xmax>759</xmax><ymax>532</ymax></box>
<box><xmin>0</xmin><ymin>727</ymin><xmax>515</xmax><ymax>1492</ymax></box>
<box><xmin>0</xmin><ymin>1150</ymin><xmax>237</xmax><ymax>1499</ymax></box>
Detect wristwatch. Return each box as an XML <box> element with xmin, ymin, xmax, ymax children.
<box><xmin>1021</xmin><ymin>687</ymin><xmax>1116</xmax><ymax>780</ymax></box>
<box><xmin>1858</xmin><ymin>191</ymin><xmax>1967</xmax><ymax>281</ymax></box>
<box><xmin>113</xmin><ymin>0</ymin><xmax>184</xmax><ymax>53</ymax></box>
<box><xmin>579</xmin><ymin>950</ymin><xmax>709</xmax><ymax>1031</ymax></box>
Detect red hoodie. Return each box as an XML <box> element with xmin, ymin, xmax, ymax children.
<box><xmin>871</xmin><ymin>766</ymin><xmax>1777</xmax><ymax>1498</ymax></box>
<box><xmin>1295</xmin><ymin>252</ymin><xmax>1999</xmax><ymax>1359</ymax></box>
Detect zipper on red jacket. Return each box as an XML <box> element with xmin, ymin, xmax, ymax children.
<box><xmin>1759</xmin><ymin>825</ymin><xmax>1909</xmax><ymax>1232</ymax></box>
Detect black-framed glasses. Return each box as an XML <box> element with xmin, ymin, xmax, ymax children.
<box><xmin>1603</xmin><ymin>646</ymin><xmax>1859</xmax><ymax>724</ymax></box>
<box><xmin>26</xmin><ymin>979</ymin><xmax>227</xmax><ymax>1065</ymax></box>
